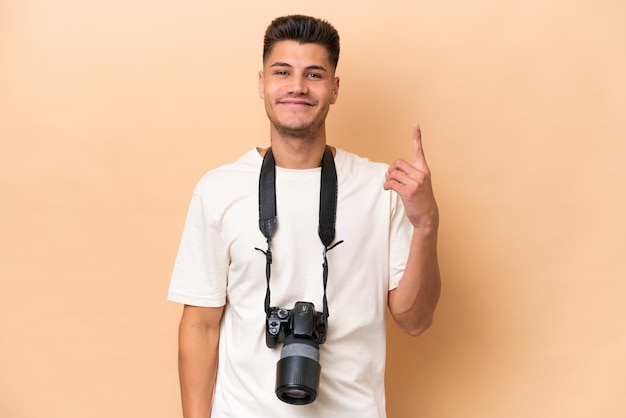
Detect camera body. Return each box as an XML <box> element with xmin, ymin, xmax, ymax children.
<box><xmin>266</xmin><ymin>301</ymin><xmax>327</xmax><ymax>348</ymax></box>
<box><xmin>265</xmin><ymin>301</ymin><xmax>327</xmax><ymax>405</ymax></box>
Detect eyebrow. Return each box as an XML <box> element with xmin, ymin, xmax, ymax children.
<box><xmin>270</xmin><ymin>62</ymin><xmax>328</xmax><ymax>72</ymax></box>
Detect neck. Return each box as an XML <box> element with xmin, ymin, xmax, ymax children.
<box><xmin>261</xmin><ymin>126</ymin><xmax>332</xmax><ymax>169</ymax></box>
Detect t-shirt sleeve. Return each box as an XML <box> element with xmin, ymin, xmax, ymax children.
<box><xmin>167</xmin><ymin>190</ymin><xmax>228</xmax><ymax>307</ymax></box>
<box><xmin>388</xmin><ymin>191</ymin><xmax>413</xmax><ymax>291</ymax></box>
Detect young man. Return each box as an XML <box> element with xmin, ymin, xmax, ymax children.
<box><xmin>168</xmin><ymin>15</ymin><xmax>440</xmax><ymax>418</ymax></box>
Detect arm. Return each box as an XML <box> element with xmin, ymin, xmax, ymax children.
<box><xmin>384</xmin><ymin>124</ymin><xmax>441</xmax><ymax>336</ymax></box>
<box><xmin>387</xmin><ymin>226</ymin><xmax>441</xmax><ymax>336</ymax></box>
<box><xmin>178</xmin><ymin>304</ymin><xmax>224</xmax><ymax>418</ymax></box>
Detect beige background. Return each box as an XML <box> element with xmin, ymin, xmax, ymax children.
<box><xmin>1</xmin><ymin>1</ymin><xmax>625</xmax><ymax>417</ymax></box>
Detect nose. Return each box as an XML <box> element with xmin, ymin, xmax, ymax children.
<box><xmin>288</xmin><ymin>75</ymin><xmax>309</xmax><ymax>95</ymax></box>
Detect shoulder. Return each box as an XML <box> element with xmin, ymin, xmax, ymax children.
<box><xmin>194</xmin><ymin>148</ymin><xmax>262</xmax><ymax>194</ymax></box>
<box><xmin>335</xmin><ymin>148</ymin><xmax>389</xmax><ymax>178</ymax></box>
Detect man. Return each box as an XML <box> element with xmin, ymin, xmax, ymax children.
<box><xmin>168</xmin><ymin>15</ymin><xmax>440</xmax><ymax>418</ymax></box>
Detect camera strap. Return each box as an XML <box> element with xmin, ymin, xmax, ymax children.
<box><xmin>256</xmin><ymin>146</ymin><xmax>343</xmax><ymax>326</ymax></box>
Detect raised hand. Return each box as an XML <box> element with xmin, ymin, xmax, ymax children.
<box><xmin>383</xmin><ymin>124</ymin><xmax>439</xmax><ymax>230</ymax></box>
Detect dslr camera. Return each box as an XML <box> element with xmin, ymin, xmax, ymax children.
<box><xmin>266</xmin><ymin>301</ymin><xmax>327</xmax><ymax>405</ymax></box>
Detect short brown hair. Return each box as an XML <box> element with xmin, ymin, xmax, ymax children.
<box><xmin>263</xmin><ymin>15</ymin><xmax>340</xmax><ymax>70</ymax></box>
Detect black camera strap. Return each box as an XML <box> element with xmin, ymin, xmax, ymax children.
<box><xmin>256</xmin><ymin>146</ymin><xmax>342</xmax><ymax>326</ymax></box>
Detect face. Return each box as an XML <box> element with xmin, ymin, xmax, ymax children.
<box><xmin>259</xmin><ymin>40</ymin><xmax>339</xmax><ymax>139</ymax></box>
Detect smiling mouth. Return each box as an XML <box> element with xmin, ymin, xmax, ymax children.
<box><xmin>278</xmin><ymin>98</ymin><xmax>315</xmax><ymax>106</ymax></box>
<box><xmin>279</xmin><ymin>102</ymin><xmax>312</xmax><ymax>107</ymax></box>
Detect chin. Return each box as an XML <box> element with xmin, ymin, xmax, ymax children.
<box><xmin>274</xmin><ymin>120</ymin><xmax>316</xmax><ymax>135</ymax></box>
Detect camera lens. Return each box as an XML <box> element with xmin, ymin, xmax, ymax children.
<box><xmin>275</xmin><ymin>334</ymin><xmax>321</xmax><ymax>405</ymax></box>
<box><xmin>283</xmin><ymin>388</ymin><xmax>308</xmax><ymax>399</ymax></box>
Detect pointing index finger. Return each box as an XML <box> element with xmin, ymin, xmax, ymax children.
<box><xmin>412</xmin><ymin>123</ymin><xmax>428</xmax><ymax>170</ymax></box>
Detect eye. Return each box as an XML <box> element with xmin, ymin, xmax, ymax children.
<box><xmin>275</xmin><ymin>70</ymin><xmax>289</xmax><ymax>76</ymax></box>
<box><xmin>307</xmin><ymin>73</ymin><xmax>322</xmax><ymax>79</ymax></box>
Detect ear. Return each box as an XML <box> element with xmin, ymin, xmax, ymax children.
<box><xmin>330</xmin><ymin>77</ymin><xmax>340</xmax><ymax>104</ymax></box>
<box><xmin>258</xmin><ymin>71</ymin><xmax>265</xmax><ymax>99</ymax></box>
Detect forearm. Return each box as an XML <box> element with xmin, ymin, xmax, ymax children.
<box><xmin>388</xmin><ymin>226</ymin><xmax>441</xmax><ymax>336</ymax></box>
<box><xmin>178</xmin><ymin>306</ymin><xmax>223</xmax><ymax>418</ymax></box>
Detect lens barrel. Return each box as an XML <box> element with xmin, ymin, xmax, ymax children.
<box><xmin>275</xmin><ymin>334</ymin><xmax>321</xmax><ymax>405</ymax></box>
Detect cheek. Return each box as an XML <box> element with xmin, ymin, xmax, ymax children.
<box><xmin>329</xmin><ymin>91</ymin><xmax>338</xmax><ymax>104</ymax></box>
<box><xmin>262</xmin><ymin>83</ymin><xmax>282</xmax><ymax>100</ymax></box>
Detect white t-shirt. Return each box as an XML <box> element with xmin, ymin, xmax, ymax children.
<box><xmin>168</xmin><ymin>148</ymin><xmax>412</xmax><ymax>418</ymax></box>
